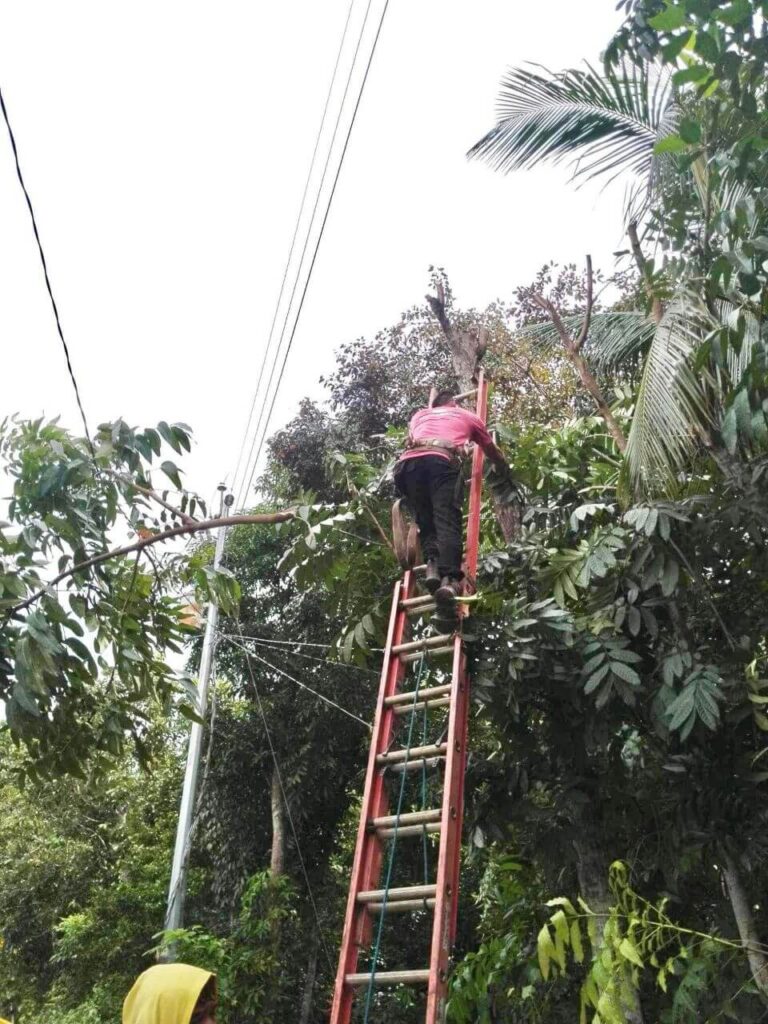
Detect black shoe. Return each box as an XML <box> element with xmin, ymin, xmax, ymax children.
<box><xmin>425</xmin><ymin>559</ymin><xmax>440</xmax><ymax>594</ymax></box>
<box><xmin>435</xmin><ymin>576</ymin><xmax>462</xmax><ymax>607</ymax></box>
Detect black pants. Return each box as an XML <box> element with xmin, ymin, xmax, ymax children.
<box><xmin>394</xmin><ymin>455</ymin><xmax>463</xmax><ymax>579</ymax></box>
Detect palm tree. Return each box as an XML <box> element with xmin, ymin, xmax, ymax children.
<box><xmin>468</xmin><ymin>61</ymin><xmax>678</xmax><ymax>225</ymax></box>
<box><xmin>470</xmin><ymin>61</ymin><xmax>767</xmax><ymax>495</ymax></box>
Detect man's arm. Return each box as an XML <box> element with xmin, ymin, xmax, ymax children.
<box><xmin>467</xmin><ymin>413</ymin><xmax>508</xmax><ymax>469</ymax></box>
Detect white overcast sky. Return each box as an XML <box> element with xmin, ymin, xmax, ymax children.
<box><xmin>0</xmin><ymin>0</ymin><xmax>628</xmax><ymax>510</ymax></box>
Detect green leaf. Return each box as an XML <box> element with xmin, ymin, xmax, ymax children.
<box><xmin>611</xmin><ymin>661</ymin><xmax>642</xmax><ymax>687</ymax></box>
<box><xmin>678</xmin><ymin>118</ymin><xmax>701</xmax><ymax>144</ymax></box>
<box><xmin>660</xmin><ymin>558</ymin><xmax>680</xmax><ymax>597</ymax></box>
<box><xmin>716</xmin><ymin>0</ymin><xmax>752</xmax><ymax>26</ymax></box>
<box><xmin>619</xmin><ymin>937</ymin><xmax>644</xmax><ymax>968</ymax></box>
<box><xmin>672</xmin><ymin>65</ymin><xmax>710</xmax><ymax>85</ymax></box>
<box><xmin>571</xmin><ymin>920</ymin><xmax>585</xmax><ymax>964</ymax></box>
<box><xmin>654</xmin><ymin>134</ymin><xmax>688</xmax><ymax>155</ymax></box>
<box><xmin>649</xmin><ymin>4</ymin><xmax>687</xmax><ymax>31</ymax></box>
<box><xmin>537</xmin><ymin>924</ymin><xmax>555</xmax><ymax>981</ymax></box>
<box><xmin>160</xmin><ymin>461</ymin><xmax>183</xmax><ymax>489</ymax></box>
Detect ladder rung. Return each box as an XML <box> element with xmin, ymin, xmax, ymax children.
<box><xmin>454</xmin><ymin>387</ymin><xmax>478</xmax><ymax>402</ymax></box>
<box><xmin>386</xmin><ymin>756</ymin><xmax>444</xmax><ymax>774</ymax></box>
<box><xmin>371</xmin><ymin>809</ymin><xmax>441</xmax><ymax>829</ymax></box>
<box><xmin>368</xmin><ymin>897</ymin><xmax>436</xmax><ymax>913</ymax></box>
<box><xmin>358</xmin><ymin>884</ymin><xmax>436</xmax><ymax>903</ymax></box>
<box><xmin>400</xmin><ymin>594</ymin><xmax>436</xmax><ymax>608</ymax></box>
<box><xmin>412</xmin><ymin>564</ymin><xmax>427</xmax><ymax>574</ymax></box>
<box><xmin>376</xmin><ymin>743</ymin><xmax>447</xmax><ymax>766</ymax></box>
<box><xmin>346</xmin><ymin>969</ymin><xmax>430</xmax><ymax>987</ymax></box>
<box><xmin>385</xmin><ymin>684</ymin><xmax>452</xmax><ymax>707</ymax></box>
<box><xmin>401</xmin><ymin>645</ymin><xmax>455</xmax><ymax>662</ymax></box>
<box><xmin>391</xmin><ymin>633</ymin><xmax>454</xmax><ymax>656</ymax></box>
<box><xmin>393</xmin><ymin>696</ymin><xmax>450</xmax><ymax>716</ymax></box>
<box><xmin>377</xmin><ymin>822</ymin><xmax>441</xmax><ymax>839</ymax></box>
<box><xmin>405</xmin><ymin>602</ymin><xmax>437</xmax><ymax>617</ymax></box>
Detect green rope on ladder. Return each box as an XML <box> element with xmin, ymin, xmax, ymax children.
<box><xmin>420</xmin><ymin>699</ymin><xmax>430</xmax><ymax>887</ymax></box>
<box><xmin>362</xmin><ymin>649</ymin><xmax>428</xmax><ymax>1024</ymax></box>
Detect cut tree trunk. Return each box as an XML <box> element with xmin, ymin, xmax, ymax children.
<box><xmin>426</xmin><ymin>285</ymin><xmax>522</xmax><ymax>543</ymax></box>
<box><xmin>722</xmin><ymin>852</ymin><xmax>768</xmax><ymax>1000</ymax></box>
<box><xmin>270</xmin><ymin>768</ymin><xmax>286</xmax><ymax>877</ymax></box>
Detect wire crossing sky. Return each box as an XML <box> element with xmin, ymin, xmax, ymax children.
<box><xmin>0</xmin><ymin>1</ymin><xmax>626</xmax><ymax>504</ymax></box>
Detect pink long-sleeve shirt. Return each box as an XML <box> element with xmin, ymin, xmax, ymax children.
<box><xmin>399</xmin><ymin>405</ymin><xmax>497</xmax><ymax>463</ymax></box>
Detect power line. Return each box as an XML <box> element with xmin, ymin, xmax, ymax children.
<box><xmin>234</xmin><ymin>621</ymin><xmax>335</xmax><ymax>975</ymax></box>
<box><xmin>225</xmin><ymin>633</ymin><xmax>381</xmax><ymax>676</ymax></box>
<box><xmin>236</xmin><ymin>0</ymin><xmax>392</xmax><ymax>508</ymax></box>
<box><xmin>223</xmin><ymin>634</ymin><xmax>371</xmax><ymax>728</ymax></box>
<box><xmin>0</xmin><ymin>84</ymin><xmax>93</xmax><ymax>449</ymax></box>
<box><xmin>229</xmin><ymin>0</ymin><xmax>358</xmax><ymax>498</ymax></box>
<box><xmin>234</xmin><ymin>0</ymin><xmax>379</xmax><ymax>508</ymax></box>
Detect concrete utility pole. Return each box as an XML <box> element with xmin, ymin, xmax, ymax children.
<box><xmin>164</xmin><ymin>484</ymin><xmax>232</xmax><ymax>938</ymax></box>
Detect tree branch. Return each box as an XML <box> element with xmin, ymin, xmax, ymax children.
<box><xmin>575</xmin><ymin>254</ymin><xmax>593</xmax><ymax>352</ymax></box>
<box><xmin>531</xmin><ymin>261</ymin><xmax>627</xmax><ymax>454</ymax></box>
<box><xmin>7</xmin><ymin>511</ymin><xmax>297</xmax><ymax>616</ymax></box>
<box><xmin>109</xmin><ymin>472</ymin><xmax>197</xmax><ymax>526</ymax></box>
<box><xmin>628</xmin><ymin>222</ymin><xmax>663</xmax><ymax>324</ymax></box>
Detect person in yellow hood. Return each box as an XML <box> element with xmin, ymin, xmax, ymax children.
<box><xmin>123</xmin><ymin>963</ymin><xmax>217</xmax><ymax>1024</ymax></box>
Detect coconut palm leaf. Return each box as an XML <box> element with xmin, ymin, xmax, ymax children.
<box><xmin>624</xmin><ymin>296</ymin><xmax>715</xmax><ymax>493</ymax></box>
<box><xmin>468</xmin><ymin>61</ymin><xmax>677</xmax><ymax>191</ymax></box>
<box><xmin>518</xmin><ymin>310</ymin><xmax>655</xmax><ymax>370</ymax></box>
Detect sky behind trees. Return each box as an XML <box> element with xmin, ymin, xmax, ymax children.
<box><xmin>0</xmin><ymin>0</ymin><xmax>625</xmax><ymax>504</ymax></box>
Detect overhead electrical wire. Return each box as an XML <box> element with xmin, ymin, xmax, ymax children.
<box><xmin>229</xmin><ymin>0</ymin><xmax>357</xmax><ymax>498</ymax></box>
<box><xmin>233</xmin><ymin>0</ymin><xmax>378</xmax><ymax>508</ymax></box>
<box><xmin>224</xmin><ymin>633</ymin><xmax>371</xmax><ymax>728</ymax></box>
<box><xmin>0</xmin><ymin>85</ymin><xmax>93</xmax><ymax>450</ymax></box>
<box><xmin>234</xmin><ymin>0</ymin><xmax>392</xmax><ymax>509</ymax></box>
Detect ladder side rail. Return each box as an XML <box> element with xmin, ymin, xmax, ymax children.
<box><xmin>330</xmin><ymin>571</ymin><xmax>414</xmax><ymax>1024</ymax></box>
<box><xmin>426</xmin><ymin>372</ymin><xmax>488</xmax><ymax>1023</ymax></box>
<box><xmin>425</xmin><ymin>638</ymin><xmax>467</xmax><ymax>1023</ymax></box>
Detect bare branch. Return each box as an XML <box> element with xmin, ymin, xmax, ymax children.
<box><xmin>531</xmin><ymin>294</ymin><xmax>575</xmax><ymax>352</ymax></box>
<box><xmin>8</xmin><ymin>510</ymin><xmax>297</xmax><ymax>617</ymax></box>
<box><xmin>575</xmin><ymin>254</ymin><xmax>593</xmax><ymax>352</ymax></box>
<box><xmin>530</xmin><ymin>284</ymin><xmax>627</xmax><ymax>453</ymax></box>
<box><xmin>425</xmin><ymin>289</ymin><xmax>452</xmax><ymax>338</ymax></box>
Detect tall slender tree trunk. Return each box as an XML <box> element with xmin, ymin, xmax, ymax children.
<box><xmin>299</xmin><ymin>931</ymin><xmax>319</xmax><ymax>1024</ymax></box>
<box><xmin>270</xmin><ymin>768</ymin><xmax>286</xmax><ymax>876</ymax></box>
<box><xmin>574</xmin><ymin>830</ymin><xmax>645</xmax><ymax>1024</ymax></box>
<box><xmin>722</xmin><ymin>852</ymin><xmax>768</xmax><ymax>999</ymax></box>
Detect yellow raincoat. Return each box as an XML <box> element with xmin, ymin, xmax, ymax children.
<box><xmin>123</xmin><ymin>964</ymin><xmax>215</xmax><ymax>1024</ymax></box>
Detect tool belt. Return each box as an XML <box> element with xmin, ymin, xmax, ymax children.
<box><xmin>403</xmin><ymin>436</ymin><xmax>464</xmax><ymax>465</ymax></box>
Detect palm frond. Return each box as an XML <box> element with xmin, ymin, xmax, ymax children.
<box><xmin>624</xmin><ymin>297</ymin><xmax>715</xmax><ymax>494</ymax></box>
<box><xmin>469</xmin><ymin>61</ymin><xmax>676</xmax><ymax>189</ymax></box>
<box><xmin>517</xmin><ymin>311</ymin><xmax>655</xmax><ymax>370</ymax></box>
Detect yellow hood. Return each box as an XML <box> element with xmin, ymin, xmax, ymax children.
<box><xmin>122</xmin><ymin>964</ymin><xmax>215</xmax><ymax>1024</ymax></box>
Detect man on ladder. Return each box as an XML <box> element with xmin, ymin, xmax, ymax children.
<box><xmin>394</xmin><ymin>389</ymin><xmax>510</xmax><ymax>608</ymax></box>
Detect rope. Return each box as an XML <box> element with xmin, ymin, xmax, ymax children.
<box><xmin>229</xmin><ymin>0</ymin><xmax>357</xmax><ymax>499</ymax></box>
<box><xmin>223</xmin><ymin>634</ymin><xmax>371</xmax><ymax>729</ymax></box>
<box><xmin>420</xmin><ymin>701</ymin><xmax>430</xmax><ymax>889</ymax></box>
<box><xmin>362</xmin><ymin>649</ymin><xmax>427</xmax><ymax>1022</ymax></box>
<box><xmin>0</xmin><ymin>85</ymin><xmax>93</xmax><ymax>451</ymax></box>
<box><xmin>238</xmin><ymin>0</ymin><xmax>392</xmax><ymax>505</ymax></box>
<box><xmin>235</xmin><ymin>621</ymin><xmax>335</xmax><ymax>975</ymax></box>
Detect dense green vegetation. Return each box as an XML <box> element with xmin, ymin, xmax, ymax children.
<box><xmin>3</xmin><ymin>2</ymin><xmax>768</xmax><ymax>1021</ymax></box>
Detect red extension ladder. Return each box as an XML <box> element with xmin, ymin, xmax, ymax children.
<box><xmin>330</xmin><ymin>372</ymin><xmax>488</xmax><ymax>1024</ymax></box>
